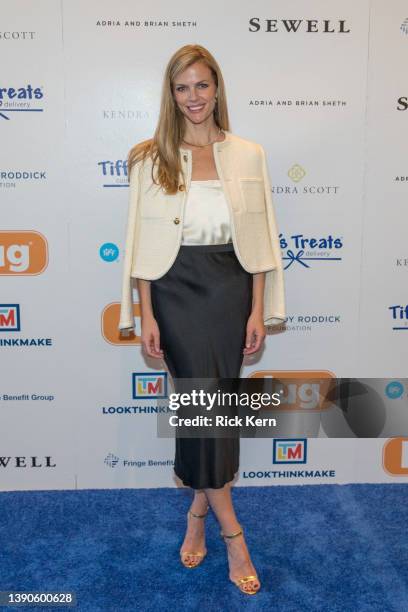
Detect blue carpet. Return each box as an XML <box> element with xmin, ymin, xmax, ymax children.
<box><xmin>0</xmin><ymin>483</ymin><xmax>407</xmax><ymax>611</ymax></box>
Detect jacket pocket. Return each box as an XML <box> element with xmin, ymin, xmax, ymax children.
<box><xmin>238</xmin><ymin>178</ymin><xmax>265</xmax><ymax>213</ymax></box>
<box><xmin>139</xmin><ymin>183</ymin><xmax>168</xmax><ymax>218</ymax></box>
<box><xmin>140</xmin><ymin>200</ymin><xmax>167</xmax><ymax>219</ymax></box>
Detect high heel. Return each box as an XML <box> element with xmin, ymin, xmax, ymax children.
<box><xmin>220</xmin><ymin>525</ymin><xmax>261</xmax><ymax>595</ymax></box>
<box><xmin>180</xmin><ymin>506</ymin><xmax>209</xmax><ymax>568</ymax></box>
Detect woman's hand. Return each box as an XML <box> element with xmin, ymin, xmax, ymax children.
<box><xmin>243</xmin><ymin>311</ymin><xmax>266</xmax><ymax>355</ymax></box>
<box><xmin>141</xmin><ymin>314</ymin><xmax>164</xmax><ymax>359</ymax></box>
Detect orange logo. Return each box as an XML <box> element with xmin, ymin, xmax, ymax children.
<box><xmin>0</xmin><ymin>231</ymin><xmax>48</xmax><ymax>274</ymax></box>
<box><xmin>248</xmin><ymin>370</ymin><xmax>336</xmax><ymax>411</ymax></box>
<box><xmin>383</xmin><ymin>438</ymin><xmax>408</xmax><ymax>476</ymax></box>
<box><xmin>102</xmin><ymin>302</ymin><xmax>142</xmax><ymax>345</ymax></box>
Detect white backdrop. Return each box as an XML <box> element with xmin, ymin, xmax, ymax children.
<box><xmin>1</xmin><ymin>0</ymin><xmax>408</xmax><ymax>491</ymax></box>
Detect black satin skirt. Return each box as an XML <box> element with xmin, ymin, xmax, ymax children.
<box><xmin>150</xmin><ymin>242</ymin><xmax>253</xmax><ymax>489</ymax></box>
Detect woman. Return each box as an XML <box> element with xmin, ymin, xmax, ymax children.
<box><xmin>119</xmin><ymin>44</ymin><xmax>286</xmax><ymax>595</ymax></box>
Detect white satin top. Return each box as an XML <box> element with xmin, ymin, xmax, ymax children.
<box><xmin>181</xmin><ymin>179</ymin><xmax>233</xmax><ymax>245</ymax></box>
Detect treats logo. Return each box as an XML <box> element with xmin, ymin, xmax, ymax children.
<box><xmin>0</xmin><ymin>84</ymin><xmax>44</xmax><ymax>120</ymax></box>
<box><xmin>280</xmin><ymin>232</ymin><xmax>343</xmax><ymax>270</ymax></box>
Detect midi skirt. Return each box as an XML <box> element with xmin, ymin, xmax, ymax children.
<box><xmin>150</xmin><ymin>242</ymin><xmax>253</xmax><ymax>489</ymax></box>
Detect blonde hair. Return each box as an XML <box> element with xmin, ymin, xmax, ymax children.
<box><xmin>127</xmin><ymin>44</ymin><xmax>230</xmax><ymax>195</ymax></box>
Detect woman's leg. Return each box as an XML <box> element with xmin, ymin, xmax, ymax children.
<box><xmin>180</xmin><ymin>489</ymin><xmax>209</xmax><ymax>566</ymax></box>
<box><xmin>205</xmin><ymin>483</ymin><xmax>260</xmax><ymax>593</ymax></box>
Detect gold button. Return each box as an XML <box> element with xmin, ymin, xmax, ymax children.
<box><xmin>183</xmin><ymin>154</ymin><xmax>188</xmax><ymax>162</ymax></box>
<box><xmin>178</xmin><ymin>184</ymin><xmax>185</xmax><ymax>191</ymax></box>
<box><xmin>173</xmin><ymin>217</ymin><xmax>180</xmax><ymax>224</ymax></box>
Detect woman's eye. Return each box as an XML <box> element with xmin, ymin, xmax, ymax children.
<box><xmin>175</xmin><ymin>84</ymin><xmax>208</xmax><ymax>92</ymax></box>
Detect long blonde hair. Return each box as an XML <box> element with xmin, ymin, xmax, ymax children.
<box><xmin>127</xmin><ymin>44</ymin><xmax>230</xmax><ymax>195</ymax></box>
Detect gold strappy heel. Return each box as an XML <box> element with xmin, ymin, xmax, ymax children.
<box><xmin>220</xmin><ymin>526</ymin><xmax>261</xmax><ymax>595</ymax></box>
<box><xmin>180</xmin><ymin>506</ymin><xmax>209</xmax><ymax>568</ymax></box>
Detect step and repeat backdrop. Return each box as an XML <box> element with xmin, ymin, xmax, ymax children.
<box><xmin>1</xmin><ymin>1</ymin><xmax>408</xmax><ymax>491</ymax></box>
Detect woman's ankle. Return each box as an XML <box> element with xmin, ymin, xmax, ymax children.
<box><xmin>220</xmin><ymin>520</ymin><xmax>242</xmax><ymax>537</ymax></box>
<box><xmin>190</xmin><ymin>491</ymin><xmax>208</xmax><ymax>515</ymax></box>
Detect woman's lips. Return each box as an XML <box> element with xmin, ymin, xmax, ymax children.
<box><xmin>187</xmin><ymin>104</ymin><xmax>205</xmax><ymax>113</ymax></box>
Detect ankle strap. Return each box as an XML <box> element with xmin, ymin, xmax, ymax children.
<box><xmin>189</xmin><ymin>506</ymin><xmax>209</xmax><ymax>519</ymax></box>
<box><xmin>220</xmin><ymin>526</ymin><xmax>243</xmax><ymax>539</ymax></box>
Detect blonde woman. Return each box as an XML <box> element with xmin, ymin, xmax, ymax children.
<box><xmin>119</xmin><ymin>44</ymin><xmax>286</xmax><ymax>595</ymax></box>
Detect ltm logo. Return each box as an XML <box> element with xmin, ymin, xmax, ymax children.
<box><xmin>0</xmin><ymin>304</ymin><xmax>20</xmax><ymax>331</ymax></box>
<box><xmin>132</xmin><ymin>372</ymin><xmax>168</xmax><ymax>399</ymax></box>
<box><xmin>273</xmin><ymin>439</ymin><xmax>307</xmax><ymax>464</ymax></box>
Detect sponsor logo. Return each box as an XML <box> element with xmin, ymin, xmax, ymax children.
<box><xmin>0</xmin><ymin>85</ymin><xmax>44</xmax><ymax>120</ymax></box>
<box><xmin>385</xmin><ymin>381</ymin><xmax>404</xmax><ymax>400</ymax></box>
<box><xmin>104</xmin><ymin>453</ymin><xmax>120</xmax><ymax>467</ymax></box>
<box><xmin>383</xmin><ymin>438</ymin><xmax>408</xmax><ymax>475</ymax></box>
<box><xmin>0</xmin><ymin>304</ymin><xmax>20</xmax><ymax>331</ymax></box>
<box><xmin>280</xmin><ymin>232</ymin><xmax>343</xmax><ymax>270</ymax></box>
<box><xmin>101</xmin><ymin>302</ymin><xmax>142</xmax><ymax>344</ymax></box>
<box><xmin>99</xmin><ymin>243</ymin><xmax>119</xmax><ymax>262</ymax></box>
<box><xmin>284</xmin><ymin>314</ymin><xmax>341</xmax><ymax>331</ymax></box>
<box><xmin>397</xmin><ymin>96</ymin><xmax>408</xmax><ymax>111</ymax></box>
<box><xmin>389</xmin><ymin>304</ymin><xmax>408</xmax><ymax>330</ymax></box>
<box><xmin>273</xmin><ymin>438</ymin><xmax>307</xmax><ymax>464</ymax></box>
<box><xmin>0</xmin><ymin>231</ymin><xmax>48</xmax><ymax>274</ymax></box>
<box><xmin>0</xmin><ymin>456</ymin><xmax>56</xmax><ymax>468</ymax></box>
<box><xmin>248</xmin><ymin>18</ymin><xmax>350</xmax><ymax>34</ymax></box>
<box><xmin>104</xmin><ymin>452</ymin><xmax>174</xmax><ymax>468</ymax></box>
<box><xmin>98</xmin><ymin>160</ymin><xmax>128</xmax><ymax>187</ymax></box>
<box><xmin>0</xmin><ymin>169</ymin><xmax>47</xmax><ymax>188</ymax></box>
<box><xmin>0</xmin><ymin>303</ymin><xmax>53</xmax><ymax>347</ymax></box>
<box><xmin>248</xmin><ymin>371</ymin><xmax>336</xmax><ymax>412</ymax></box>
<box><xmin>95</xmin><ymin>20</ymin><xmax>197</xmax><ymax>30</ymax></box>
<box><xmin>132</xmin><ymin>372</ymin><xmax>167</xmax><ymax>399</ymax></box>
<box><xmin>0</xmin><ymin>31</ymin><xmax>36</xmax><ymax>40</ymax></box>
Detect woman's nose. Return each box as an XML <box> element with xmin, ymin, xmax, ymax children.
<box><xmin>187</xmin><ymin>88</ymin><xmax>201</xmax><ymax>101</ymax></box>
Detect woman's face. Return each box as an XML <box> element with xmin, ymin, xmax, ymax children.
<box><xmin>173</xmin><ymin>61</ymin><xmax>217</xmax><ymax>125</ymax></box>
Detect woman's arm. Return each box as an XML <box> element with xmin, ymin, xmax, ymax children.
<box><xmin>137</xmin><ymin>279</ymin><xmax>164</xmax><ymax>359</ymax></box>
<box><xmin>137</xmin><ymin>279</ymin><xmax>154</xmax><ymax>319</ymax></box>
<box><xmin>243</xmin><ymin>272</ymin><xmax>266</xmax><ymax>355</ymax></box>
<box><xmin>251</xmin><ymin>272</ymin><xmax>265</xmax><ymax>318</ymax></box>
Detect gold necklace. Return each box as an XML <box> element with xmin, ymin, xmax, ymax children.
<box><xmin>182</xmin><ymin>126</ymin><xmax>223</xmax><ymax>148</ymax></box>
